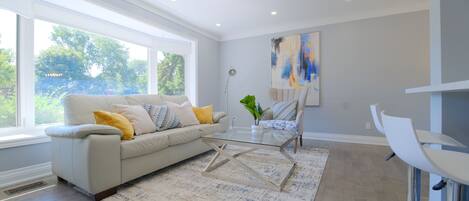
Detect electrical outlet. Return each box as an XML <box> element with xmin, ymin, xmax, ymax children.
<box><xmin>365</xmin><ymin>122</ymin><xmax>372</xmax><ymax>130</ymax></box>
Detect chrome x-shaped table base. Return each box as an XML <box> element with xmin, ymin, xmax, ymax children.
<box><xmin>202</xmin><ymin>142</ymin><xmax>296</xmax><ymax>191</ymax></box>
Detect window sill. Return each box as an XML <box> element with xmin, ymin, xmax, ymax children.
<box><xmin>0</xmin><ymin>130</ymin><xmax>51</xmax><ymax>149</ymax></box>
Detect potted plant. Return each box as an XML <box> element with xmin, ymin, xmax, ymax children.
<box><xmin>240</xmin><ymin>95</ymin><xmax>267</xmax><ymax>133</ymax></box>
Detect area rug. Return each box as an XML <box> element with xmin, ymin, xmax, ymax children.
<box><xmin>105</xmin><ymin>146</ymin><xmax>329</xmax><ymax>201</ymax></box>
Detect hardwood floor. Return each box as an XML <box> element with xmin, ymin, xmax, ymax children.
<box><xmin>313</xmin><ymin>141</ymin><xmax>428</xmax><ymax>201</ymax></box>
<box><xmin>8</xmin><ymin>139</ymin><xmax>428</xmax><ymax>201</ymax></box>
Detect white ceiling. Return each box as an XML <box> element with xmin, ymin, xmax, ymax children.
<box><xmin>139</xmin><ymin>0</ymin><xmax>429</xmax><ymax>41</ymax></box>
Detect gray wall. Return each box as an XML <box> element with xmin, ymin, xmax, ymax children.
<box><xmin>0</xmin><ymin>143</ymin><xmax>51</xmax><ymax>172</ymax></box>
<box><xmin>0</xmin><ymin>0</ymin><xmax>221</xmax><ymax>172</ymax></box>
<box><xmin>441</xmin><ymin>0</ymin><xmax>469</xmax><ymax>146</ymax></box>
<box><xmin>220</xmin><ymin>11</ymin><xmax>430</xmax><ymax>136</ymax></box>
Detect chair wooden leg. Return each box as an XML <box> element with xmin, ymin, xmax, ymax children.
<box><xmin>300</xmin><ymin>135</ymin><xmax>303</xmax><ymax>147</ymax></box>
<box><xmin>92</xmin><ymin>187</ymin><xmax>117</xmax><ymax>201</ymax></box>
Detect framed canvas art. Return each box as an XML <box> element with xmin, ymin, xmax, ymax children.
<box><xmin>271</xmin><ymin>32</ymin><xmax>320</xmax><ymax>106</ymax></box>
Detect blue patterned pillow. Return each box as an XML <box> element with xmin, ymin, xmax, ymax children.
<box><xmin>272</xmin><ymin>100</ymin><xmax>297</xmax><ymax>120</ymax></box>
<box><xmin>143</xmin><ymin>104</ymin><xmax>182</xmax><ymax>131</ymax></box>
<box><xmin>259</xmin><ymin>120</ymin><xmax>297</xmax><ymax>131</ymax></box>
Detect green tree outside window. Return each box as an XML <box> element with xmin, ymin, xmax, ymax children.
<box><xmin>157</xmin><ymin>52</ymin><xmax>185</xmax><ymax>96</ymax></box>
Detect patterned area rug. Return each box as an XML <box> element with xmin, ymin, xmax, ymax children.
<box><xmin>105</xmin><ymin>145</ymin><xmax>329</xmax><ymax>201</ymax></box>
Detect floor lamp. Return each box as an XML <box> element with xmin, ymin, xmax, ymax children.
<box><xmin>224</xmin><ymin>68</ymin><xmax>237</xmax><ymax>128</ymax></box>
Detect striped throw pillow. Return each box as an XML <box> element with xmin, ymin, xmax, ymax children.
<box><xmin>143</xmin><ymin>104</ymin><xmax>182</xmax><ymax>131</ymax></box>
<box><xmin>272</xmin><ymin>100</ymin><xmax>298</xmax><ymax>121</ymax></box>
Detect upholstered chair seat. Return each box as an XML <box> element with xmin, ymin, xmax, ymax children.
<box><xmin>260</xmin><ymin>88</ymin><xmax>308</xmax><ymax>146</ymax></box>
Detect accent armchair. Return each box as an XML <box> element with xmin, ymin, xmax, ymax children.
<box><xmin>260</xmin><ymin>88</ymin><xmax>308</xmax><ymax>146</ymax></box>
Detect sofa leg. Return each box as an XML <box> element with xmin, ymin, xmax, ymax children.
<box><xmin>57</xmin><ymin>176</ymin><xmax>67</xmax><ymax>183</ymax></box>
<box><xmin>92</xmin><ymin>187</ymin><xmax>117</xmax><ymax>201</ymax></box>
<box><xmin>300</xmin><ymin>135</ymin><xmax>303</xmax><ymax>147</ymax></box>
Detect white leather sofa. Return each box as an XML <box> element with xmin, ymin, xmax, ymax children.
<box><xmin>45</xmin><ymin>94</ymin><xmax>228</xmax><ymax>200</ymax></box>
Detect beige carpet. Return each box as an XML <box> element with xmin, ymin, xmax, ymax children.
<box><xmin>105</xmin><ymin>145</ymin><xmax>329</xmax><ymax>201</ymax></box>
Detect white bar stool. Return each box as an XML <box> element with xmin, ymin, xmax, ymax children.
<box><xmin>370</xmin><ymin>104</ymin><xmax>464</xmax><ymax>147</ymax></box>
<box><xmin>381</xmin><ymin>112</ymin><xmax>469</xmax><ymax>201</ymax></box>
<box><xmin>370</xmin><ymin>104</ymin><xmax>465</xmax><ymax>201</ymax></box>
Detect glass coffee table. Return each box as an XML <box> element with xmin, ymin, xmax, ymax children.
<box><xmin>201</xmin><ymin>128</ymin><xmax>299</xmax><ymax>191</ymax></box>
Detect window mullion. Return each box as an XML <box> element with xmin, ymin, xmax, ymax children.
<box><xmin>17</xmin><ymin>16</ymin><xmax>35</xmax><ymax>128</ymax></box>
<box><xmin>188</xmin><ymin>42</ymin><xmax>198</xmax><ymax>106</ymax></box>
<box><xmin>148</xmin><ymin>48</ymin><xmax>158</xmax><ymax>94</ymax></box>
<box><xmin>183</xmin><ymin>54</ymin><xmax>190</xmax><ymax>99</ymax></box>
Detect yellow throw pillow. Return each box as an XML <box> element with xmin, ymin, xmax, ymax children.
<box><xmin>93</xmin><ymin>110</ymin><xmax>134</xmax><ymax>140</ymax></box>
<box><xmin>192</xmin><ymin>105</ymin><xmax>214</xmax><ymax>124</ymax></box>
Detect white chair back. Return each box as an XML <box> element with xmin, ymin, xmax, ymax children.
<box><xmin>381</xmin><ymin>112</ymin><xmax>441</xmax><ymax>174</ymax></box>
<box><xmin>369</xmin><ymin>104</ymin><xmax>385</xmax><ymax>135</ymax></box>
<box><xmin>269</xmin><ymin>88</ymin><xmax>308</xmax><ymax>111</ymax></box>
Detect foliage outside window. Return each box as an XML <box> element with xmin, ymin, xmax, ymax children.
<box><xmin>34</xmin><ymin>20</ymin><xmax>148</xmax><ymax>125</ymax></box>
<box><xmin>157</xmin><ymin>51</ymin><xmax>185</xmax><ymax>96</ymax></box>
<box><xmin>0</xmin><ymin>9</ymin><xmax>17</xmax><ymax>128</ymax></box>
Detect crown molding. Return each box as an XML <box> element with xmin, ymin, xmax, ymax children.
<box><xmin>220</xmin><ymin>3</ymin><xmax>429</xmax><ymax>41</ymax></box>
<box><xmin>123</xmin><ymin>0</ymin><xmax>221</xmax><ymax>41</ymax></box>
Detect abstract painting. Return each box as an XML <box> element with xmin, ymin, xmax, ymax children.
<box><xmin>271</xmin><ymin>32</ymin><xmax>320</xmax><ymax>106</ymax></box>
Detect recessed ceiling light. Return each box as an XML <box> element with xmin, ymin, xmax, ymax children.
<box><xmin>345</xmin><ymin>0</ymin><xmax>352</xmax><ymax>2</ymax></box>
<box><xmin>215</xmin><ymin>23</ymin><xmax>221</xmax><ymax>27</ymax></box>
<box><xmin>271</xmin><ymin>11</ymin><xmax>278</xmax><ymax>15</ymax></box>
<box><xmin>170</xmin><ymin>0</ymin><xmax>176</xmax><ymax>2</ymax></box>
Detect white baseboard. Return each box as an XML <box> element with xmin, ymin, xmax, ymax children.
<box><xmin>232</xmin><ymin>126</ymin><xmax>388</xmax><ymax>146</ymax></box>
<box><xmin>303</xmin><ymin>132</ymin><xmax>388</xmax><ymax>146</ymax></box>
<box><xmin>0</xmin><ymin>162</ymin><xmax>52</xmax><ymax>189</ymax></box>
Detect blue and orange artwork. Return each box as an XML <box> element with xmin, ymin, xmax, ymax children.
<box><xmin>271</xmin><ymin>32</ymin><xmax>320</xmax><ymax>106</ymax></box>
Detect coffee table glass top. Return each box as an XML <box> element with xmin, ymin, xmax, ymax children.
<box><xmin>202</xmin><ymin>128</ymin><xmax>298</xmax><ymax>147</ymax></box>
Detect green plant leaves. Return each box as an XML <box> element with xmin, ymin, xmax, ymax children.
<box><xmin>239</xmin><ymin>95</ymin><xmax>265</xmax><ymax>125</ymax></box>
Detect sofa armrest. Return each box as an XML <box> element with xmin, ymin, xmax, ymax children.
<box><xmin>46</xmin><ymin>124</ymin><xmax>121</xmax><ymax>139</ymax></box>
<box><xmin>50</xmin><ymin>134</ymin><xmax>121</xmax><ymax>194</ymax></box>
<box><xmin>217</xmin><ymin>115</ymin><xmax>229</xmax><ymax>131</ymax></box>
<box><xmin>213</xmin><ymin>112</ymin><xmax>227</xmax><ymax>123</ymax></box>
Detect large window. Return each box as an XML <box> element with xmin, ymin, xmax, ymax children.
<box><xmin>34</xmin><ymin>20</ymin><xmax>148</xmax><ymax>125</ymax></box>
<box><xmin>0</xmin><ymin>3</ymin><xmax>195</xmax><ymax>138</ymax></box>
<box><xmin>0</xmin><ymin>9</ymin><xmax>17</xmax><ymax>128</ymax></box>
<box><xmin>157</xmin><ymin>51</ymin><xmax>185</xmax><ymax>96</ymax></box>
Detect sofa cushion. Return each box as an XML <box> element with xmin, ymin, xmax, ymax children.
<box><xmin>272</xmin><ymin>100</ymin><xmax>298</xmax><ymax>121</ymax></box>
<box><xmin>212</xmin><ymin>112</ymin><xmax>226</xmax><ymax>123</ymax></box>
<box><xmin>94</xmin><ymin>111</ymin><xmax>135</xmax><ymax>140</ymax></box>
<box><xmin>192</xmin><ymin>105</ymin><xmax>214</xmax><ymax>124</ymax></box>
<box><xmin>161</xmin><ymin>95</ymin><xmax>189</xmax><ymax>104</ymax></box>
<box><xmin>125</xmin><ymin>95</ymin><xmax>163</xmax><ymax>105</ymax></box>
<box><xmin>159</xmin><ymin>126</ymin><xmax>202</xmax><ymax>146</ymax></box>
<box><xmin>121</xmin><ymin>123</ymin><xmax>226</xmax><ymax>159</ymax></box>
<box><xmin>166</xmin><ymin>101</ymin><xmax>200</xmax><ymax>127</ymax></box>
<box><xmin>112</xmin><ymin>104</ymin><xmax>156</xmax><ymax>135</ymax></box>
<box><xmin>195</xmin><ymin>124</ymin><xmax>226</xmax><ymax>136</ymax></box>
<box><xmin>120</xmin><ymin>133</ymin><xmax>169</xmax><ymax>159</ymax></box>
<box><xmin>64</xmin><ymin>95</ymin><xmax>128</xmax><ymax>125</ymax></box>
<box><xmin>158</xmin><ymin>124</ymin><xmax>226</xmax><ymax>146</ymax></box>
<box><xmin>143</xmin><ymin>104</ymin><xmax>182</xmax><ymax>131</ymax></box>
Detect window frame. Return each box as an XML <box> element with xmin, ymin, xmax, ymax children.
<box><xmin>0</xmin><ymin>9</ymin><xmax>19</xmax><ymax>131</ymax></box>
<box><xmin>0</xmin><ymin>5</ymin><xmax>197</xmax><ymax>138</ymax></box>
